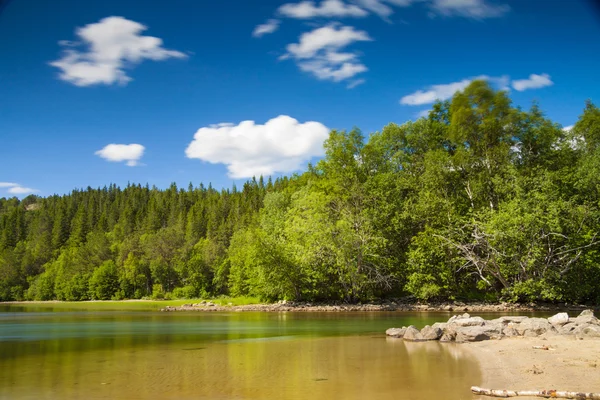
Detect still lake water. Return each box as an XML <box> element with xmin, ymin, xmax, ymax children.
<box><xmin>0</xmin><ymin>307</ymin><xmax>519</xmax><ymax>400</ymax></box>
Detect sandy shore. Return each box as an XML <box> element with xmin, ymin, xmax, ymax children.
<box><xmin>465</xmin><ymin>336</ymin><xmax>600</xmax><ymax>397</ymax></box>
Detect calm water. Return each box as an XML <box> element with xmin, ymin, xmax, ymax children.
<box><xmin>0</xmin><ymin>307</ymin><xmax>510</xmax><ymax>400</ymax></box>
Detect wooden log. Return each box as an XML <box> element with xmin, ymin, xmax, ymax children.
<box><xmin>471</xmin><ymin>386</ymin><xmax>600</xmax><ymax>399</ymax></box>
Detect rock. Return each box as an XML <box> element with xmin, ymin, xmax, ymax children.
<box><xmin>432</xmin><ymin>322</ymin><xmax>447</xmax><ymax>331</ymax></box>
<box><xmin>548</xmin><ymin>312</ymin><xmax>570</xmax><ymax>326</ymax></box>
<box><xmin>558</xmin><ymin>323</ymin><xmax>577</xmax><ymax>335</ymax></box>
<box><xmin>497</xmin><ymin>316</ymin><xmax>529</xmax><ymax>324</ymax></box>
<box><xmin>439</xmin><ymin>332</ymin><xmax>456</xmax><ymax>342</ymax></box>
<box><xmin>451</xmin><ymin>316</ymin><xmax>486</xmax><ymax>327</ymax></box>
<box><xmin>514</xmin><ymin>318</ymin><xmax>554</xmax><ymax>336</ymax></box>
<box><xmin>421</xmin><ymin>325</ymin><xmax>443</xmax><ymax>340</ymax></box>
<box><xmin>403</xmin><ymin>326</ymin><xmax>425</xmax><ymax>342</ymax></box>
<box><xmin>503</xmin><ymin>326</ymin><xmax>520</xmax><ymax>337</ymax></box>
<box><xmin>386</xmin><ymin>327</ymin><xmax>406</xmax><ymax>338</ymax></box>
<box><xmin>574</xmin><ymin>314</ymin><xmax>600</xmax><ymax>326</ymax></box>
<box><xmin>576</xmin><ymin>325</ymin><xmax>600</xmax><ymax>339</ymax></box>
<box><xmin>455</xmin><ymin>325</ymin><xmax>501</xmax><ymax>342</ymax></box>
<box><xmin>579</xmin><ymin>309</ymin><xmax>595</xmax><ymax>317</ymax></box>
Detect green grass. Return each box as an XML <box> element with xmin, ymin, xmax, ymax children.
<box><xmin>2</xmin><ymin>296</ymin><xmax>262</xmax><ymax>311</ymax></box>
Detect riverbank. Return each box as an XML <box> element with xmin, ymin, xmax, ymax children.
<box><xmin>466</xmin><ymin>336</ymin><xmax>600</xmax><ymax>396</ymax></box>
<box><xmin>161</xmin><ymin>300</ymin><xmax>599</xmax><ymax>313</ymax></box>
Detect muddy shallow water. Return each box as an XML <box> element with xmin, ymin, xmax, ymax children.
<box><xmin>0</xmin><ymin>309</ymin><xmax>490</xmax><ymax>400</ymax></box>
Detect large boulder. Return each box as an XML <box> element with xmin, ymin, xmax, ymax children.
<box><xmin>575</xmin><ymin>325</ymin><xmax>600</xmax><ymax>339</ymax></box>
<box><xmin>548</xmin><ymin>312</ymin><xmax>569</xmax><ymax>326</ymax></box>
<box><xmin>558</xmin><ymin>323</ymin><xmax>577</xmax><ymax>335</ymax></box>
<box><xmin>421</xmin><ymin>325</ymin><xmax>443</xmax><ymax>340</ymax></box>
<box><xmin>403</xmin><ymin>326</ymin><xmax>425</xmax><ymax>342</ymax></box>
<box><xmin>574</xmin><ymin>314</ymin><xmax>599</xmax><ymax>326</ymax></box>
<box><xmin>514</xmin><ymin>318</ymin><xmax>555</xmax><ymax>337</ymax></box>
<box><xmin>386</xmin><ymin>327</ymin><xmax>406</xmax><ymax>338</ymax></box>
<box><xmin>450</xmin><ymin>316</ymin><xmax>486</xmax><ymax>327</ymax></box>
<box><xmin>455</xmin><ymin>325</ymin><xmax>502</xmax><ymax>342</ymax></box>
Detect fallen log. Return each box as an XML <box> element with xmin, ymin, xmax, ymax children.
<box><xmin>471</xmin><ymin>386</ymin><xmax>600</xmax><ymax>399</ymax></box>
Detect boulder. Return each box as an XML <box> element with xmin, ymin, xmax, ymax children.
<box><xmin>548</xmin><ymin>312</ymin><xmax>569</xmax><ymax>326</ymax></box>
<box><xmin>421</xmin><ymin>325</ymin><xmax>443</xmax><ymax>340</ymax></box>
<box><xmin>455</xmin><ymin>325</ymin><xmax>501</xmax><ymax>342</ymax></box>
<box><xmin>575</xmin><ymin>325</ymin><xmax>600</xmax><ymax>339</ymax></box>
<box><xmin>514</xmin><ymin>318</ymin><xmax>554</xmax><ymax>337</ymax></box>
<box><xmin>574</xmin><ymin>314</ymin><xmax>600</xmax><ymax>326</ymax></box>
<box><xmin>558</xmin><ymin>323</ymin><xmax>577</xmax><ymax>335</ymax></box>
<box><xmin>579</xmin><ymin>309</ymin><xmax>595</xmax><ymax>317</ymax></box>
<box><xmin>403</xmin><ymin>325</ymin><xmax>424</xmax><ymax>341</ymax></box>
<box><xmin>440</xmin><ymin>331</ymin><xmax>456</xmax><ymax>342</ymax></box>
<box><xmin>386</xmin><ymin>327</ymin><xmax>406</xmax><ymax>338</ymax></box>
<box><xmin>451</xmin><ymin>316</ymin><xmax>486</xmax><ymax>327</ymax></box>
<box><xmin>503</xmin><ymin>326</ymin><xmax>520</xmax><ymax>337</ymax></box>
<box><xmin>496</xmin><ymin>316</ymin><xmax>529</xmax><ymax>325</ymax></box>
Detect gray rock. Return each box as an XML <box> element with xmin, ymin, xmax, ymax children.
<box><xmin>403</xmin><ymin>325</ymin><xmax>424</xmax><ymax>342</ymax></box>
<box><xmin>421</xmin><ymin>325</ymin><xmax>443</xmax><ymax>340</ymax></box>
<box><xmin>579</xmin><ymin>309</ymin><xmax>595</xmax><ymax>317</ymax></box>
<box><xmin>576</xmin><ymin>325</ymin><xmax>600</xmax><ymax>339</ymax></box>
<box><xmin>558</xmin><ymin>323</ymin><xmax>577</xmax><ymax>335</ymax></box>
<box><xmin>497</xmin><ymin>316</ymin><xmax>529</xmax><ymax>324</ymax></box>
<box><xmin>503</xmin><ymin>326</ymin><xmax>520</xmax><ymax>337</ymax></box>
<box><xmin>548</xmin><ymin>312</ymin><xmax>569</xmax><ymax>326</ymax></box>
<box><xmin>440</xmin><ymin>332</ymin><xmax>456</xmax><ymax>342</ymax></box>
<box><xmin>455</xmin><ymin>325</ymin><xmax>501</xmax><ymax>342</ymax></box>
<box><xmin>451</xmin><ymin>316</ymin><xmax>486</xmax><ymax>327</ymax></box>
<box><xmin>514</xmin><ymin>318</ymin><xmax>554</xmax><ymax>336</ymax></box>
<box><xmin>574</xmin><ymin>315</ymin><xmax>600</xmax><ymax>326</ymax></box>
<box><xmin>432</xmin><ymin>322</ymin><xmax>448</xmax><ymax>331</ymax></box>
<box><xmin>386</xmin><ymin>327</ymin><xmax>406</xmax><ymax>338</ymax></box>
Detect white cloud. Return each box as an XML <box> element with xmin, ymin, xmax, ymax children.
<box><xmin>347</xmin><ymin>78</ymin><xmax>366</xmax><ymax>88</ymax></box>
<box><xmin>253</xmin><ymin>19</ymin><xmax>280</xmax><ymax>37</ymax></box>
<box><xmin>8</xmin><ymin>186</ymin><xmax>38</xmax><ymax>195</ymax></box>
<box><xmin>185</xmin><ymin>115</ymin><xmax>330</xmax><ymax>179</ymax></box>
<box><xmin>0</xmin><ymin>183</ymin><xmax>38</xmax><ymax>195</ymax></box>
<box><xmin>512</xmin><ymin>73</ymin><xmax>553</xmax><ymax>92</ymax></box>
<box><xmin>286</xmin><ymin>24</ymin><xmax>372</xmax><ymax>58</ymax></box>
<box><xmin>563</xmin><ymin>125</ymin><xmax>574</xmax><ymax>132</ymax></box>
<box><xmin>400</xmin><ymin>74</ymin><xmax>513</xmax><ymax>106</ymax></box>
<box><xmin>429</xmin><ymin>0</ymin><xmax>509</xmax><ymax>19</ymax></box>
<box><xmin>282</xmin><ymin>24</ymin><xmax>371</xmax><ymax>83</ymax></box>
<box><xmin>279</xmin><ymin>0</ymin><xmax>369</xmax><ymax>18</ymax></box>
<box><xmin>50</xmin><ymin>16</ymin><xmax>187</xmax><ymax>86</ymax></box>
<box><xmin>95</xmin><ymin>143</ymin><xmax>145</xmax><ymax>166</ymax></box>
<box><xmin>401</xmin><ymin>77</ymin><xmax>484</xmax><ymax>105</ymax></box>
<box><xmin>416</xmin><ymin>109</ymin><xmax>431</xmax><ymax>118</ymax></box>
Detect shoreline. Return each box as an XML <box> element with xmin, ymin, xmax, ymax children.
<box><xmin>3</xmin><ymin>299</ymin><xmax>599</xmax><ymax>313</ymax></box>
<box><xmin>160</xmin><ymin>301</ymin><xmax>599</xmax><ymax>313</ymax></box>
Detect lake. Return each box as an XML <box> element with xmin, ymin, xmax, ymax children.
<box><xmin>0</xmin><ymin>307</ymin><xmax>495</xmax><ymax>400</ymax></box>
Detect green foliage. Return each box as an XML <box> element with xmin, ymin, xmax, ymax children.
<box><xmin>1</xmin><ymin>82</ymin><xmax>600</xmax><ymax>304</ymax></box>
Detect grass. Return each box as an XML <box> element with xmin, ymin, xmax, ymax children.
<box><xmin>2</xmin><ymin>296</ymin><xmax>262</xmax><ymax>311</ymax></box>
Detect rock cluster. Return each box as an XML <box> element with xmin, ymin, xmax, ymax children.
<box><xmin>385</xmin><ymin>310</ymin><xmax>600</xmax><ymax>342</ymax></box>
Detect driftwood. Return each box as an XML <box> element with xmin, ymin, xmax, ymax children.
<box><xmin>471</xmin><ymin>386</ymin><xmax>600</xmax><ymax>399</ymax></box>
<box><xmin>531</xmin><ymin>345</ymin><xmax>554</xmax><ymax>350</ymax></box>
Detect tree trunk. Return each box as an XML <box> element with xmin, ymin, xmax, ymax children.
<box><xmin>471</xmin><ymin>386</ymin><xmax>600</xmax><ymax>399</ymax></box>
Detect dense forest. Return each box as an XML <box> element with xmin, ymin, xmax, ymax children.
<box><xmin>2</xmin><ymin>81</ymin><xmax>600</xmax><ymax>304</ymax></box>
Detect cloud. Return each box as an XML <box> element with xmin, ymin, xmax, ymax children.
<box><xmin>511</xmin><ymin>73</ymin><xmax>553</xmax><ymax>92</ymax></box>
<box><xmin>347</xmin><ymin>78</ymin><xmax>366</xmax><ymax>88</ymax></box>
<box><xmin>400</xmin><ymin>75</ymin><xmax>510</xmax><ymax>106</ymax></box>
<box><xmin>253</xmin><ymin>19</ymin><xmax>281</xmax><ymax>37</ymax></box>
<box><xmin>279</xmin><ymin>0</ymin><xmax>369</xmax><ymax>18</ymax></box>
<box><xmin>50</xmin><ymin>16</ymin><xmax>187</xmax><ymax>86</ymax></box>
<box><xmin>563</xmin><ymin>125</ymin><xmax>574</xmax><ymax>132</ymax></box>
<box><xmin>185</xmin><ymin>115</ymin><xmax>330</xmax><ymax>179</ymax></box>
<box><xmin>282</xmin><ymin>24</ymin><xmax>372</xmax><ymax>83</ymax></box>
<box><xmin>95</xmin><ymin>143</ymin><xmax>145</xmax><ymax>166</ymax></box>
<box><xmin>0</xmin><ymin>183</ymin><xmax>39</xmax><ymax>195</ymax></box>
<box><xmin>429</xmin><ymin>0</ymin><xmax>510</xmax><ymax>19</ymax></box>
<box><xmin>416</xmin><ymin>109</ymin><xmax>431</xmax><ymax>118</ymax></box>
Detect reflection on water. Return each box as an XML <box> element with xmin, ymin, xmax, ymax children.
<box><xmin>0</xmin><ymin>310</ymin><xmax>483</xmax><ymax>400</ymax></box>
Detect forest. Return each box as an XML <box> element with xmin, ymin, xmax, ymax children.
<box><xmin>2</xmin><ymin>81</ymin><xmax>600</xmax><ymax>304</ymax></box>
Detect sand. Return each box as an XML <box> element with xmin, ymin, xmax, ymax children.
<box><xmin>465</xmin><ymin>335</ymin><xmax>600</xmax><ymax>398</ymax></box>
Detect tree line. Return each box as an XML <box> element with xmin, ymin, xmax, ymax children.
<box><xmin>2</xmin><ymin>81</ymin><xmax>600</xmax><ymax>303</ymax></box>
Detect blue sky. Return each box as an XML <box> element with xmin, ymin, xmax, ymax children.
<box><xmin>1</xmin><ymin>0</ymin><xmax>599</xmax><ymax>197</ymax></box>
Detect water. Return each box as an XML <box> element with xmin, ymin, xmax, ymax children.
<box><xmin>0</xmin><ymin>308</ymin><xmax>490</xmax><ymax>400</ymax></box>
